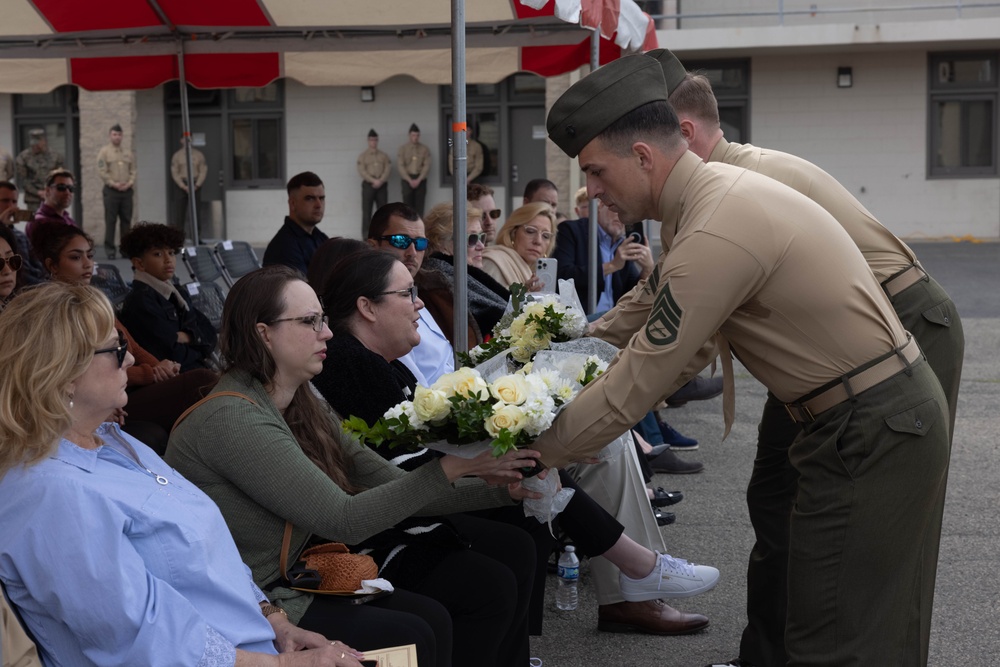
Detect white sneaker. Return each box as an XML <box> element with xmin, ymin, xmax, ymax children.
<box><xmin>619</xmin><ymin>552</ymin><xmax>720</xmax><ymax>601</ymax></box>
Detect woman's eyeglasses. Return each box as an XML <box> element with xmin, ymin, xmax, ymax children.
<box><xmin>482</xmin><ymin>209</ymin><xmax>502</xmax><ymax>221</ymax></box>
<box><xmin>268</xmin><ymin>314</ymin><xmax>329</xmax><ymax>333</ymax></box>
<box><xmin>378</xmin><ymin>234</ymin><xmax>429</xmax><ymax>251</ymax></box>
<box><xmin>0</xmin><ymin>255</ymin><xmax>22</xmax><ymax>272</ymax></box>
<box><xmin>519</xmin><ymin>225</ymin><xmax>553</xmax><ymax>242</ymax></box>
<box><xmin>378</xmin><ymin>285</ymin><xmax>419</xmax><ymax>303</ymax></box>
<box><xmin>94</xmin><ymin>330</ymin><xmax>129</xmax><ymax>368</ymax></box>
<box><xmin>467</xmin><ymin>233</ymin><xmax>487</xmax><ymax>246</ymax></box>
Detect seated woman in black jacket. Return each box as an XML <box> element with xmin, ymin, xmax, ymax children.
<box><xmin>119</xmin><ymin>222</ymin><xmax>216</xmax><ymax>372</ymax></box>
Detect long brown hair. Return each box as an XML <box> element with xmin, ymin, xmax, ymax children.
<box><xmin>220</xmin><ymin>265</ymin><xmax>360</xmax><ymax>493</ymax></box>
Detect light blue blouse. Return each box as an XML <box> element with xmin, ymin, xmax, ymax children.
<box><xmin>0</xmin><ymin>423</ymin><xmax>277</xmax><ymax>666</ymax></box>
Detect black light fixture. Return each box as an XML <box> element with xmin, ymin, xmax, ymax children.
<box><xmin>837</xmin><ymin>67</ymin><xmax>853</xmax><ymax>88</ymax></box>
<box><xmin>360</xmin><ymin>86</ymin><xmax>375</xmax><ymax>102</ymax></box>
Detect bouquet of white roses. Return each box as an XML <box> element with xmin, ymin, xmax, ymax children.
<box><xmin>461</xmin><ymin>289</ymin><xmax>588</xmax><ymax>367</ymax></box>
<box><xmin>343</xmin><ymin>359</ymin><xmax>606</xmax><ymax>459</ymax></box>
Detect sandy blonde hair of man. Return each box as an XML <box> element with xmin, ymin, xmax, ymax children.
<box><xmin>0</xmin><ymin>282</ymin><xmax>116</xmax><ymax>476</ymax></box>
<box><xmin>494</xmin><ymin>202</ymin><xmax>559</xmax><ymax>257</ymax></box>
<box><xmin>668</xmin><ymin>73</ymin><xmax>721</xmax><ymax>126</ymax></box>
<box><xmin>424</xmin><ymin>202</ymin><xmax>483</xmax><ymax>256</ymax></box>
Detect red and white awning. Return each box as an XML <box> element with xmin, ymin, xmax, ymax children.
<box><xmin>0</xmin><ymin>0</ymin><xmax>657</xmax><ymax>92</ymax></box>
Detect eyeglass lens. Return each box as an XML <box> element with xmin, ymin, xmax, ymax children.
<box><xmin>0</xmin><ymin>255</ymin><xmax>22</xmax><ymax>271</ymax></box>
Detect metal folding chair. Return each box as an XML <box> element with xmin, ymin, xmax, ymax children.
<box><xmin>182</xmin><ymin>280</ymin><xmax>226</xmax><ymax>331</ymax></box>
<box><xmin>181</xmin><ymin>245</ymin><xmax>225</xmax><ymax>285</ymax></box>
<box><xmin>91</xmin><ymin>263</ymin><xmax>131</xmax><ymax>309</ymax></box>
<box><xmin>213</xmin><ymin>240</ymin><xmax>261</xmax><ymax>287</ymax></box>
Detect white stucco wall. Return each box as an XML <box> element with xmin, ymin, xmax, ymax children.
<box><xmin>748</xmin><ymin>51</ymin><xmax>1000</xmax><ymax>239</ymax></box>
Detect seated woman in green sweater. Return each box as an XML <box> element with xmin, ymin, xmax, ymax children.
<box><xmin>166</xmin><ymin>265</ymin><xmax>541</xmax><ymax>667</ymax></box>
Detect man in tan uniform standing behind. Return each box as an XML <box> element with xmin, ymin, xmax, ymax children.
<box><xmin>358</xmin><ymin>129</ymin><xmax>391</xmax><ymax>237</ymax></box>
<box><xmin>649</xmin><ymin>48</ymin><xmax>965</xmax><ymax>667</ymax></box>
<box><xmin>170</xmin><ymin>135</ymin><xmax>207</xmax><ymax>239</ymax></box>
<box><xmin>397</xmin><ymin>123</ymin><xmax>431</xmax><ymax>217</ymax></box>
<box><xmin>540</xmin><ymin>55</ymin><xmax>950</xmax><ymax>666</ymax></box>
<box><xmin>97</xmin><ymin>123</ymin><xmax>136</xmax><ymax>259</ymax></box>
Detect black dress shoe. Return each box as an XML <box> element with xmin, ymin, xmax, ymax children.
<box><xmin>649</xmin><ymin>448</ymin><xmax>704</xmax><ymax>475</ymax></box>
<box><xmin>654</xmin><ymin>509</ymin><xmax>675</xmax><ymax>526</ymax></box>
<box><xmin>650</xmin><ymin>487</ymin><xmax>683</xmax><ymax>507</ymax></box>
<box><xmin>598</xmin><ymin>599</ymin><xmax>709</xmax><ymax>635</ymax></box>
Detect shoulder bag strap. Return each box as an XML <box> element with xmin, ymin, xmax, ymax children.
<box><xmin>170</xmin><ymin>390</ymin><xmax>257</xmax><ymax>433</ymax></box>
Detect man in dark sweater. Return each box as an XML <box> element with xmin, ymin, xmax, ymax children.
<box><xmin>262</xmin><ymin>171</ymin><xmax>329</xmax><ymax>274</ymax></box>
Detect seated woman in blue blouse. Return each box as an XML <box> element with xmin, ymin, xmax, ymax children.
<box><xmin>0</xmin><ymin>282</ymin><xmax>360</xmax><ymax>667</ymax></box>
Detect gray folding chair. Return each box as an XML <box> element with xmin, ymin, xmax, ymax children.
<box><xmin>183</xmin><ymin>280</ymin><xmax>226</xmax><ymax>331</ymax></box>
<box><xmin>213</xmin><ymin>240</ymin><xmax>261</xmax><ymax>287</ymax></box>
<box><xmin>181</xmin><ymin>245</ymin><xmax>226</xmax><ymax>285</ymax></box>
<box><xmin>91</xmin><ymin>263</ymin><xmax>131</xmax><ymax>309</ymax></box>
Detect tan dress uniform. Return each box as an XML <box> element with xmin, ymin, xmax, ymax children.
<box><xmin>447</xmin><ymin>139</ymin><xmax>484</xmax><ymax>182</ymax></box>
<box><xmin>536</xmin><ymin>152</ymin><xmax>951</xmax><ymax>666</ymax></box>
<box><xmin>97</xmin><ymin>143</ymin><xmax>136</xmax><ymax>256</ymax></box>
<box><xmin>357</xmin><ymin>148</ymin><xmax>391</xmax><ymax>235</ymax></box>
<box><xmin>397</xmin><ymin>141</ymin><xmax>431</xmax><ymax>216</ymax></box>
<box><xmin>709</xmin><ymin>137</ymin><xmax>965</xmax><ymax>667</ymax></box>
<box><xmin>170</xmin><ymin>147</ymin><xmax>207</xmax><ymax>236</ymax></box>
<box><xmin>0</xmin><ymin>149</ymin><xmax>13</xmax><ymax>182</ymax></box>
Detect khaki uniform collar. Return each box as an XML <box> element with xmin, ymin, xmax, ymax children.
<box><xmin>708</xmin><ymin>137</ymin><xmax>730</xmax><ymax>163</ymax></box>
<box><xmin>656</xmin><ymin>150</ymin><xmax>702</xmax><ymax>252</ymax></box>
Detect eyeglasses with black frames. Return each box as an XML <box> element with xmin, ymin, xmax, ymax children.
<box><xmin>94</xmin><ymin>330</ymin><xmax>129</xmax><ymax>368</ymax></box>
<box><xmin>378</xmin><ymin>234</ymin><xmax>429</xmax><ymax>251</ymax></box>
<box><xmin>378</xmin><ymin>285</ymin><xmax>419</xmax><ymax>303</ymax></box>
<box><xmin>0</xmin><ymin>255</ymin><xmax>22</xmax><ymax>272</ymax></box>
<box><xmin>482</xmin><ymin>209</ymin><xmax>502</xmax><ymax>220</ymax></box>
<box><xmin>268</xmin><ymin>313</ymin><xmax>329</xmax><ymax>333</ymax></box>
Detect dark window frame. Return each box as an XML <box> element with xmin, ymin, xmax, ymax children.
<box><xmin>928</xmin><ymin>52</ymin><xmax>998</xmax><ymax>178</ymax></box>
<box><xmin>682</xmin><ymin>58</ymin><xmax>751</xmax><ymax>144</ymax></box>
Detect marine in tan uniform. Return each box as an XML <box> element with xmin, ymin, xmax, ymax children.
<box><xmin>649</xmin><ymin>48</ymin><xmax>966</xmax><ymax>667</ymax></box>
<box><xmin>542</xmin><ymin>55</ymin><xmax>950</xmax><ymax>666</ymax></box>
<box><xmin>97</xmin><ymin>123</ymin><xmax>136</xmax><ymax>259</ymax></box>
<box><xmin>448</xmin><ymin>135</ymin><xmax>484</xmax><ymax>183</ymax></box>
<box><xmin>170</xmin><ymin>136</ymin><xmax>207</xmax><ymax>238</ymax></box>
<box><xmin>357</xmin><ymin>129</ymin><xmax>391</xmax><ymax>236</ymax></box>
<box><xmin>397</xmin><ymin>123</ymin><xmax>431</xmax><ymax>216</ymax></box>
<box><xmin>15</xmin><ymin>129</ymin><xmax>64</xmax><ymax>212</ymax></box>
<box><xmin>0</xmin><ymin>147</ymin><xmax>13</xmax><ymax>182</ymax></box>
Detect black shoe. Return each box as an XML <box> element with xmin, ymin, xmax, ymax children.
<box><xmin>649</xmin><ymin>449</ymin><xmax>704</xmax><ymax>475</ymax></box>
<box><xmin>654</xmin><ymin>509</ymin><xmax>675</xmax><ymax>526</ymax></box>
<box><xmin>650</xmin><ymin>487</ymin><xmax>683</xmax><ymax>507</ymax></box>
<box><xmin>666</xmin><ymin>376</ymin><xmax>723</xmax><ymax>407</ymax></box>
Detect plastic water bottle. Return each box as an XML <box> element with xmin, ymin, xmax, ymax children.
<box><xmin>556</xmin><ymin>545</ymin><xmax>579</xmax><ymax>611</ymax></box>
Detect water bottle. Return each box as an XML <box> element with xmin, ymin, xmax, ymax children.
<box><xmin>556</xmin><ymin>545</ymin><xmax>579</xmax><ymax>611</ymax></box>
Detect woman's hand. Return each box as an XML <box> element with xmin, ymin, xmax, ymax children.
<box><xmin>525</xmin><ymin>274</ymin><xmax>542</xmax><ymax>292</ymax></box>
<box><xmin>439</xmin><ymin>447</ymin><xmax>541</xmax><ymax>482</ymax></box>
<box><xmin>106</xmin><ymin>407</ymin><xmax>127</xmax><ymax>426</ymax></box>
<box><xmin>269</xmin><ymin>613</ymin><xmax>333</xmax><ymax>652</ymax></box>
<box><xmin>507</xmin><ymin>479</ymin><xmax>544</xmax><ymax>501</ymax></box>
<box><xmin>151</xmin><ymin>359</ymin><xmax>180</xmax><ymax>382</ymax></box>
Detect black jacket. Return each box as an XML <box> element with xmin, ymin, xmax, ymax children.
<box><xmin>119</xmin><ymin>281</ymin><xmax>217</xmax><ymax>372</ymax></box>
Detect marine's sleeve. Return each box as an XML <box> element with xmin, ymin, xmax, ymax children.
<box><xmin>417</xmin><ymin>145</ymin><xmax>431</xmax><ymax>181</ymax></box>
<box><xmin>467</xmin><ymin>142</ymin><xmax>483</xmax><ymax>181</ymax></box>
<box><xmin>96</xmin><ymin>146</ymin><xmax>113</xmax><ymax>185</ymax></box>
<box><xmin>377</xmin><ymin>152</ymin><xmax>392</xmax><ymax>181</ymax></box>
<box><xmin>533</xmin><ymin>230</ymin><xmax>765</xmax><ymax>468</ymax></box>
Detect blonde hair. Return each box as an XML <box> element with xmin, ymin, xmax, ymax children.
<box><xmin>494</xmin><ymin>202</ymin><xmax>559</xmax><ymax>257</ymax></box>
<box><xmin>0</xmin><ymin>282</ymin><xmax>115</xmax><ymax>476</ymax></box>
<box><xmin>423</xmin><ymin>202</ymin><xmax>483</xmax><ymax>256</ymax></box>
<box><xmin>668</xmin><ymin>73</ymin><xmax>721</xmax><ymax>126</ymax></box>
<box><xmin>574</xmin><ymin>186</ymin><xmax>589</xmax><ymax>207</ymax></box>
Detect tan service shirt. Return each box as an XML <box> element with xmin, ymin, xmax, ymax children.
<box><xmin>448</xmin><ymin>139</ymin><xmax>484</xmax><ymax>180</ymax></box>
<box><xmin>0</xmin><ymin>150</ymin><xmax>12</xmax><ymax>182</ymax></box>
<box><xmin>533</xmin><ymin>151</ymin><xmax>908</xmax><ymax>468</ymax></box>
<box><xmin>709</xmin><ymin>138</ymin><xmax>917</xmax><ymax>282</ymax></box>
<box><xmin>170</xmin><ymin>148</ymin><xmax>207</xmax><ymax>189</ymax></box>
<box><xmin>357</xmin><ymin>148</ymin><xmax>392</xmax><ymax>184</ymax></box>
<box><xmin>96</xmin><ymin>143</ymin><xmax>136</xmax><ymax>189</ymax></box>
<box><xmin>397</xmin><ymin>142</ymin><xmax>431</xmax><ymax>181</ymax></box>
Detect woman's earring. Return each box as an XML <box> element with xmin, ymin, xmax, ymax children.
<box><xmin>68</xmin><ymin>393</ymin><xmax>74</xmax><ymax>410</ymax></box>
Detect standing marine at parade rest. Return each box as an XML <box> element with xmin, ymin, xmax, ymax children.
<box><xmin>397</xmin><ymin>123</ymin><xmax>431</xmax><ymax>217</ymax></box>
<box><xmin>536</xmin><ymin>54</ymin><xmax>950</xmax><ymax>666</ymax></box>
<box><xmin>648</xmin><ymin>47</ymin><xmax>965</xmax><ymax>667</ymax></box>
<box><xmin>357</xmin><ymin>128</ymin><xmax>391</xmax><ymax>237</ymax></box>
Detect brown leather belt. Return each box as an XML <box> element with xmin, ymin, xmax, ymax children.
<box><xmin>881</xmin><ymin>262</ymin><xmax>927</xmax><ymax>298</ymax></box>
<box><xmin>784</xmin><ymin>336</ymin><xmax>921</xmax><ymax>423</ymax></box>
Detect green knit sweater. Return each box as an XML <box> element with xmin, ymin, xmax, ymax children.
<box><xmin>165</xmin><ymin>369</ymin><xmax>512</xmax><ymax>623</ymax></box>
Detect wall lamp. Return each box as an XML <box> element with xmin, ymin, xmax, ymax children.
<box><xmin>361</xmin><ymin>86</ymin><xmax>375</xmax><ymax>102</ymax></box>
<box><xmin>837</xmin><ymin>67</ymin><xmax>853</xmax><ymax>88</ymax></box>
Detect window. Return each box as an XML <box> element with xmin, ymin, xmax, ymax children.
<box><xmin>164</xmin><ymin>81</ymin><xmax>285</xmax><ymax>187</ymax></box>
<box><xmin>682</xmin><ymin>59</ymin><xmax>750</xmax><ymax>143</ymax></box>
<box><xmin>928</xmin><ymin>53</ymin><xmax>997</xmax><ymax>177</ymax></box>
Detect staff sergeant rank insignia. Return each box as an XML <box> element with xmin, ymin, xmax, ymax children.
<box><xmin>645</xmin><ymin>274</ymin><xmax>683</xmax><ymax>346</ymax></box>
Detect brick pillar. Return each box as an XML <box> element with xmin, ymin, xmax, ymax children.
<box><xmin>78</xmin><ymin>90</ymin><xmax>137</xmax><ymax>256</ymax></box>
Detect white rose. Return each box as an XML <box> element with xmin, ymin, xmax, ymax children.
<box><xmin>486</xmin><ymin>404</ymin><xmax>527</xmax><ymax>437</ymax></box>
<box><xmin>490</xmin><ymin>374</ymin><xmax>529</xmax><ymax>405</ymax></box>
<box><xmin>432</xmin><ymin>367</ymin><xmax>489</xmax><ymax>399</ymax></box>
<box><xmin>412</xmin><ymin>386</ymin><xmax>452</xmax><ymax>422</ymax></box>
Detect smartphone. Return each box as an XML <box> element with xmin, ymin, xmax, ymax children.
<box><xmin>626</xmin><ymin>231</ymin><xmax>642</xmax><ymax>245</ymax></box>
<box><xmin>12</xmin><ymin>209</ymin><xmax>32</xmax><ymax>223</ymax></box>
<box><xmin>535</xmin><ymin>258</ymin><xmax>558</xmax><ymax>293</ymax></box>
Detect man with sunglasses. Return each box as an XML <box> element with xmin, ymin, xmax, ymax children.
<box><xmin>263</xmin><ymin>171</ymin><xmax>330</xmax><ymax>275</ymax></box>
<box><xmin>28</xmin><ymin>169</ymin><xmax>77</xmax><ymax>236</ymax></box>
<box><xmin>367</xmin><ymin>202</ymin><xmax>452</xmax><ymax>386</ymax></box>
<box><xmin>468</xmin><ymin>183</ymin><xmax>502</xmax><ymax>245</ymax></box>
<box><xmin>15</xmin><ymin>128</ymin><xmax>64</xmax><ymax>213</ymax></box>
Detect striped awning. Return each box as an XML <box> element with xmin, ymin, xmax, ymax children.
<box><xmin>0</xmin><ymin>0</ymin><xmax>657</xmax><ymax>92</ymax></box>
